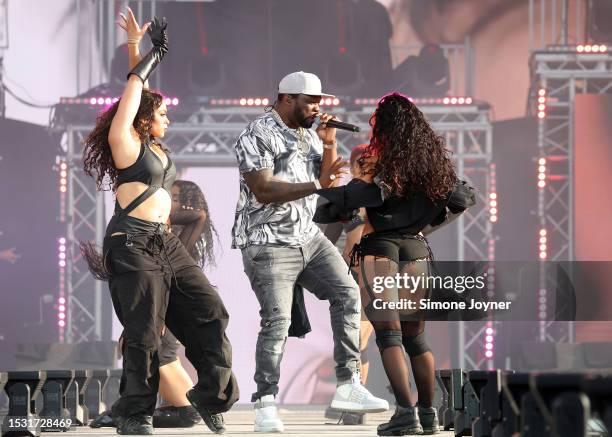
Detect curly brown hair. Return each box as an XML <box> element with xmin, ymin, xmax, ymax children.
<box><xmin>365</xmin><ymin>92</ymin><xmax>457</xmax><ymax>200</ymax></box>
<box><xmin>83</xmin><ymin>89</ymin><xmax>165</xmax><ymax>191</ymax></box>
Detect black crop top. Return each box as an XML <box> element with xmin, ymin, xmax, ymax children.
<box><xmin>116</xmin><ymin>142</ymin><xmax>176</xmax><ymax>193</ymax></box>
<box><xmin>314</xmin><ymin>179</ymin><xmax>476</xmax><ymax>234</ymax></box>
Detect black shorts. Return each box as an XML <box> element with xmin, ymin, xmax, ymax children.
<box><xmin>355</xmin><ymin>230</ymin><xmax>431</xmax><ymax>264</ymax></box>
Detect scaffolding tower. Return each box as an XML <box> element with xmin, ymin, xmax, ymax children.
<box><xmin>531</xmin><ymin>48</ymin><xmax>612</xmax><ymax>342</ymax></box>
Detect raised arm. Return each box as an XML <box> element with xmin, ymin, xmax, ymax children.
<box><xmin>108</xmin><ymin>15</ymin><xmax>168</xmax><ymax>165</ymax></box>
<box><xmin>118</xmin><ymin>7</ymin><xmax>150</xmax><ymax>88</ymax></box>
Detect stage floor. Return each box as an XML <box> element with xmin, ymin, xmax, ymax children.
<box><xmin>40</xmin><ymin>406</ymin><xmax>455</xmax><ymax>436</ymax></box>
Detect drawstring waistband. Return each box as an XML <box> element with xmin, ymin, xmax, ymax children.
<box><xmin>123</xmin><ymin>225</ymin><xmax>192</xmax><ymax>300</ymax></box>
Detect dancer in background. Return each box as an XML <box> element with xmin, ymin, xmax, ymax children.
<box><xmin>81</xmin><ymin>9</ymin><xmax>237</xmax><ymax>434</ymax></box>
<box><xmin>322</xmin><ymin>144</ymin><xmax>374</xmax><ymax>426</ymax></box>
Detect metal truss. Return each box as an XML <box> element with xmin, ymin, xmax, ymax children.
<box><xmin>531</xmin><ymin>50</ymin><xmax>612</xmax><ymax>342</ymax></box>
<box><xmin>63</xmin><ymin>126</ymin><xmax>106</xmax><ymax>342</ymax></box>
<box><xmin>59</xmin><ymin>104</ymin><xmax>493</xmax><ymax>358</ymax></box>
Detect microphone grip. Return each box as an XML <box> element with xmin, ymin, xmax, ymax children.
<box><xmin>324</xmin><ymin>119</ymin><xmax>361</xmax><ymax>132</ymax></box>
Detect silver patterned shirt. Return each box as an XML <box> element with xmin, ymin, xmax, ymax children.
<box><xmin>231</xmin><ymin>109</ymin><xmax>323</xmax><ymax>249</ymax></box>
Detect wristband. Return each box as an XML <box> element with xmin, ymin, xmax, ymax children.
<box><xmin>323</xmin><ymin>141</ymin><xmax>337</xmax><ymax>149</ymax></box>
<box><xmin>313</xmin><ymin>179</ymin><xmax>322</xmax><ymax>190</ymax></box>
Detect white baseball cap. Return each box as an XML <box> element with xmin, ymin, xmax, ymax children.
<box><xmin>278</xmin><ymin>71</ymin><xmax>334</xmax><ymax>97</ymax></box>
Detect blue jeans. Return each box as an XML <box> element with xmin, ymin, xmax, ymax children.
<box><xmin>241</xmin><ymin>233</ymin><xmax>361</xmax><ymax>402</ymax></box>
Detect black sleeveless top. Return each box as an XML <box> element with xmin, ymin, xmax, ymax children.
<box><xmin>116</xmin><ymin>142</ymin><xmax>176</xmax><ymax>192</ymax></box>
<box><xmin>105</xmin><ymin>142</ymin><xmax>177</xmax><ymax>237</ymax></box>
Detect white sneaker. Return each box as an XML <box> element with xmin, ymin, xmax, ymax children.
<box><xmin>254</xmin><ymin>395</ymin><xmax>284</xmax><ymax>433</ymax></box>
<box><xmin>330</xmin><ymin>375</ymin><xmax>389</xmax><ymax>413</ymax></box>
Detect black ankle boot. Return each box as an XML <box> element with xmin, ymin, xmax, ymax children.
<box><xmin>377</xmin><ymin>405</ymin><xmax>423</xmax><ymax>436</ymax></box>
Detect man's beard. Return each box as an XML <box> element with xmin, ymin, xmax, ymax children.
<box><xmin>294</xmin><ymin>107</ymin><xmax>315</xmax><ymax>128</ymax></box>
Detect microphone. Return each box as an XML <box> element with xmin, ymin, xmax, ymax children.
<box><xmin>315</xmin><ymin>117</ymin><xmax>361</xmax><ymax>132</ymax></box>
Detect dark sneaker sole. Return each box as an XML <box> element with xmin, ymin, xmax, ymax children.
<box><xmin>377</xmin><ymin>425</ymin><xmax>423</xmax><ymax>436</ymax></box>
<box><xmin>186</xmin><ymin>390</ymin><xmax>226</xmax><ymax>434</ymax></box>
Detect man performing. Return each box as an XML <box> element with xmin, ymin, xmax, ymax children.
<box><xmin>232</xmin><ymin>71</ymin><xmax>389</xmax><ymax>433</ymax></box>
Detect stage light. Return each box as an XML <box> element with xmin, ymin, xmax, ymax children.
<box><xmin>97</xmin><ymin>97</ymin><xmax>104</xmax><ymax>105</ymax></box>
<box><xmin>239</xmin><ymin>98</ymin><xmax>247</xmax><ymax>106</ymax></box>
<box><xmin>59</xmin><ymin>297</ymin><xmax>66</xmax><ymax>305</ymax></box>
<box><xmin>262</xmin><ymin>98</ymin><xmax>270</xmax><ymax>105</ymax></box>
<box><xmin>585</xmin><ymin>45</ymin><xmax>592</xmax><ymax>52</ymax></box>
<box><xmin>59</xmin><ymin>305</ymin><xmax>66</xmax><ymax>312</ymax></box>
<box><xmin>465</xmin><ymin>97</ymin><xmax>473</xmax><ymax>104</ymax></box>
<box><xmin>90</xmin><ymin>97</ymin><xmax>97</xmax><ymax>105</ymax></box>
<box><xmin>255</xmin><ymin>98</ymin><xmax>262</xmax><ymax>106</ymax></box>
<box><xmin>450</xmin><ymin>97</ymin><xmax>458</xmax><ymax>104</ymax></box>
<box><xmin>577</xmin><ymin>44</ymin><xmax>585</xmax><ymax>52</ymax></box>
<box><xmin>59</xmin><ymin>320</ymin><xmax>66</xmax><ymax>328</ymax></box>
<box><xmin>484</xmin><ymin>322</ymin><xmax>495</xmax><ymax>363</ymax></box>
<box><xmin>600</xmin><ymin>45</ymin><xmax>607</xmax><ymax>52</ymax></box>
<box><xmin>539</xmin><ymin>227</ymin><xmax>548</xmax><ymax>259</ymax></box>
<box><xmin>538</xmin><ymin>89</ymin><xmax>546</xmax><ymax>96</ymax></box>
<box><xmin>172</xmin><ymin>97</ymin><xmax>179</xmax><ymax>106</ymax></box>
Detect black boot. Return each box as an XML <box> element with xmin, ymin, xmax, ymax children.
<box><xmin>117</xmin><ymin>414</ymin><xmax>154</xmax><ymax>435</ymax></box>
<box><xmin>418</xmin><ymin>405</ymin><xmax>440</xmax><ymax>435</ymax></box>
<box><xmin>186</xmin><ymin>389</ymin><xmax>226</xmax><ymax>434</ymax></box>
<box><xmin>377</xmin><ymin>405</ymin><xmax>423</xmax><ymax>436</ymax></box>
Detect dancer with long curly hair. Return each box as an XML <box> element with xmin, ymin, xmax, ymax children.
<box><xmin>315</xmin><ymin>93</ymin><xmax>475</xmax><ymax>435</ymax></box>
<box><xmin>81</xmin><ymin>9</ymin><xmax>237</xmax><ymax>434</ymax></box>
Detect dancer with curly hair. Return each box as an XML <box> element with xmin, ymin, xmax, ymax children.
<box><xmin>91</xmin><ymin>179</ymin><xmax>221</xmax><ymax>431</ymax></box>
<box><xmin>315</xmin><ymin>93</ymin><xmax>475</xmax><ymax>435</ymax></box>
<box><xmin>81</xmin><ymin>8</ymin><xmax>238</xmax><ymax>434</ymax></box>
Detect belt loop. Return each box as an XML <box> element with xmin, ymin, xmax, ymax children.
<box><xmin>125</xmin><ymin>233</ymin><xmax>134</xmax><ymax>247</ymax></box>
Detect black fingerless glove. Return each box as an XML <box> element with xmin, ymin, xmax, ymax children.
<box><xmin>127</xmin><ymin>17</ymin><xmax>168</xmax><ymax>83</ymax></box>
